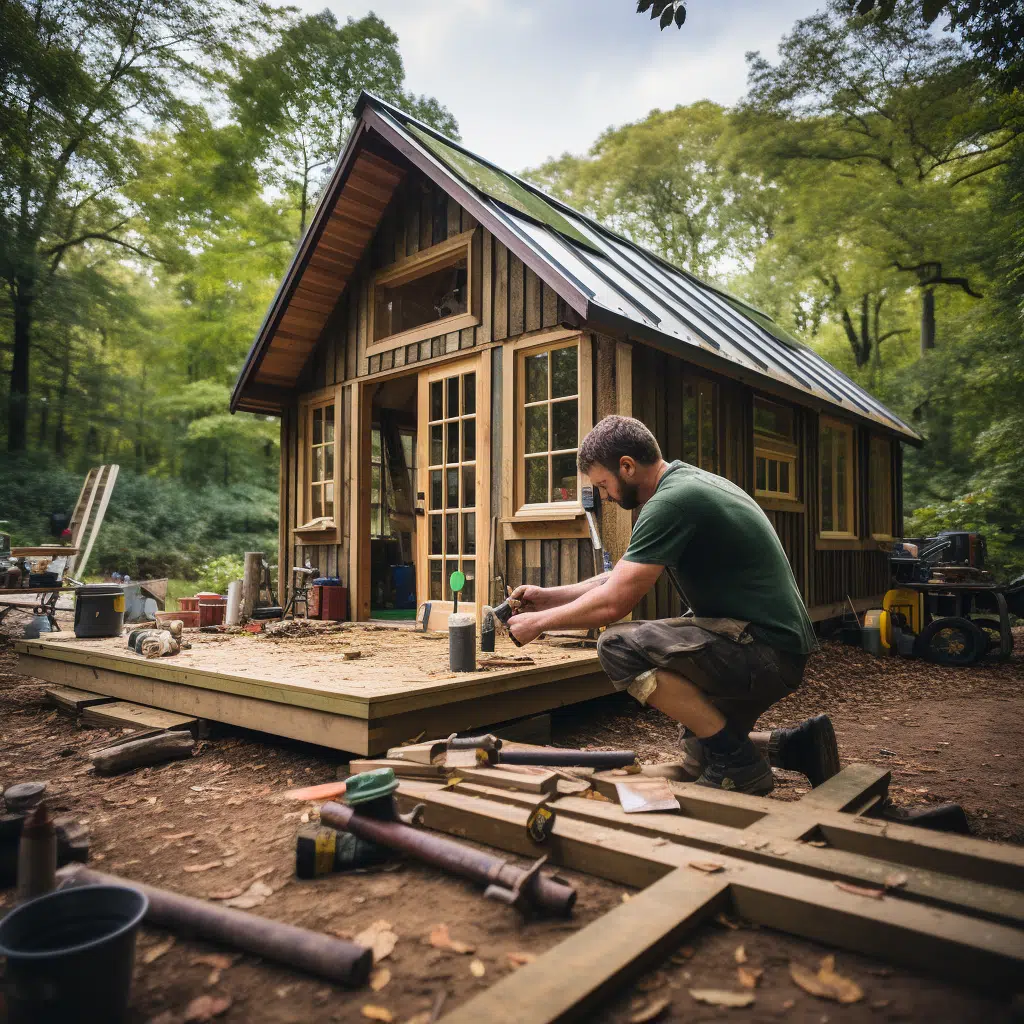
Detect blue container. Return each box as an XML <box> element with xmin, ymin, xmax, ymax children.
<box><xmin>391</xmin><ymin>565</ymin><xmax>415</xmax><ymax>609</ymax></box>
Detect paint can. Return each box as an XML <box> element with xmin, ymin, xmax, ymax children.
<box><xmin>448</xmin><ymin>613</ymin><xmax>476</xmax><ymax>672</ymax></box>
<box><xmin>225</xmin><ymin>581</ymin><xmax>243</xmax><ymax>625</ymax></box>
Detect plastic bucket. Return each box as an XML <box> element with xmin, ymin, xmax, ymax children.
<box><xmin>0</xmin><ymin>883</ymin><xmax>148</xmax><ymax>1024</ymax></box>
<box><xmin>73</xmin><ymin>584</ymin><xmax>125</xmax><ymax>638</ymax></box>
<box><xmin>198</xmin><ymin>597</ymin><xmax>227</xmax><ymax>627</ymax></box>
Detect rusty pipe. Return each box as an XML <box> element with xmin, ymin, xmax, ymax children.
<box><xmin>496</xmin><ymin>749</ymin><xmax>636</xmax><ymax>769</ymax></box>
<box><xmin>320</xmin><ymin>801</ymin><xmax>575</xmax><ymax>916</ymax></box>
<box><xmin>56</xmin><ymin>865</ymin><xmax>372</xmax><ymax>987</ymax></box>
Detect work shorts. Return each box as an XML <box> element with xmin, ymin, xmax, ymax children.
<box><xmin>596</xmin><ymin>616</ymin><xmax>805</xmax><ymax>735</ymax></box>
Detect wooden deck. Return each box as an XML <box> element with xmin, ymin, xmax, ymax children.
<box><xmin>14</xmin><ymin>627</ymin><xmax>611</xmax><ymax>755</ymax></box>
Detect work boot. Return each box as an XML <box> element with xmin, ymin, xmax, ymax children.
<box><xmin>695</xmin><ymin>738</ymin><xmax>774</xmax><ymax>796</ymax></box>
<box><xmin>641</xmin><ymin>726</ymin><xmax>703</xmax><ymax>782</ymax></box>
<box><xmin>768</xmin><ymin>715</ymin><xmax>840</xmax><ymax>788</ymax></box>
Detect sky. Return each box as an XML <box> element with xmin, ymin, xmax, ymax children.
<box><xmin>294</xmin><ymin>0</ymin><xmax>826</xmax><ymax>172</ymax></box>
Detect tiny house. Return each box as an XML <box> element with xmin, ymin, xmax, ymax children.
<box><xmin>231</xmin><ymin>94</ymin><xmax>921</xmax><ymax>626</ymax></box>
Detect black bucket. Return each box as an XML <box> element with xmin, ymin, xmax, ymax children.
<box><xmin>0</xmin><ymin>883</ymin><xmax>148</xmax><ymax>1024</ymax></box>
<box><xmin>73</xmin><ymin>583</ymin><xmax>125</xmax><ymax>638</ymax></box>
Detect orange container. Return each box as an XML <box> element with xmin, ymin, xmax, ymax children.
<box><xmin>178</xmin><ymin>597</ymin><xmax>200</xmax><ymax>612</ymax></box>
<box><xmin>198</xmin><ymin>598</ymin><xmax>227</xmax><ymax>627</ymax></box>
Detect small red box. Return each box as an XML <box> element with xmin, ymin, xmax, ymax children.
<box><xmin>317</xmin><ymin>585</ymin><xmax>348</xmax><ymax>622</ymax></box>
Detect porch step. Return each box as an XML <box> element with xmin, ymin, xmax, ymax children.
<box><xmin>81</xmin><ymin>700</ymin><xmax>198</xmax><ymax>735</ymax></box>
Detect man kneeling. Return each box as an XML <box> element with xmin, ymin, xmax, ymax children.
<box><xmin>508</xmin><ymin>415</ymin><xmax>837</xmax><ymax>794</ymax></box>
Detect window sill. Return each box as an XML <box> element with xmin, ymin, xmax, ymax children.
<box><xmin>503</xmin><ymin>506</ymin><xmax>588</xmax><ymax>540</ymax></box>
<box><xmin>755</xmin><ymin>496</ymin><xmax>805</xmax><ymax>513</ymax></box>
<box><xmin>366</xmin><ymin>312</ymin><xmax>478</xmax><ymax>356</ymax></box>
<box><xmin>509</xmin><ymin>505</ymin><xmax>584</xmax><ymax>522</ymax></box>
<box><xmin>815</xmin><ymin>535</ymin><xmax>881</xmax><ymax>552</ymax></box>
<box><xmin>293</xmin><ymin>521</ymin><xmax>340</xmax><ymax>543</ymax></box>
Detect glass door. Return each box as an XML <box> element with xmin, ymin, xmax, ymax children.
<box><xmin>417</xmin><ymin>356</ymin><xmax>487</xmax><ymax>610</ymax></box>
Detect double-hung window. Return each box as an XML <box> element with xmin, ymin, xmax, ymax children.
<box><xmin>819</xmin><ymin>416</ymin><xmax>856</xmax><ymax>537</ymax></box>
<box><xmin>754</xmin><ymin>398</ymin><xmax>798</xmax><ymax>501</ymax></box>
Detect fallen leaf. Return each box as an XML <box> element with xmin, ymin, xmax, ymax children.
<box><xmin>688</xmin><ymin>860</ymin><xmax>724</xmax><ymax>874</ymax></box>
<box><xmin>789</xmin><ymin>957</ymin><xmax>863</xmax><ymax>1004</ymax></box>
<box><xmin>782</xmin><ymin>998</ymin><xmax>795</xmax><ymax>1009</ymax></box>
<box><xmin>734</xmin><ymin>944</ymin><xmax>747</xmax><ymax>964</ymax></box>
<box><xmin>621</xmin><ymin>892</ymin><xmax>632</xmax><ymax>903</ymax></box>
<box><xmin>205</xmin><ymin>885</ymin><xmax>246</xmax><ymax>901</ymax></box>
<box><xmin>191</xmin><ymin>954</ymin><xmax>236</xmax><ymax>986</ymax></box>
<box><xmin>184</xmin><ymin>994</ymin><xmax>232</xmax><ymax>1022</ymax></box>
<box><xmin>669</xmin><ymin>947</ymin><xmax>694</xmax><ymax>964</ymax></box>
<box><xmin>276</xmin><ymin>985</ymin><xmax>294</xmax><ymax>998</ymax></box>
<box><xmin>370</xmin><ymin>967</ymin><xmax>392</xmax><ymax>992</ymax></box>
<box><xmin>429</xmin><ymin>923</ymin><xmax>475</xmax><ymax>955</ymax></box>
<box><xmin>806</xmin><ymin>839</ymin><xmax>828</xmax><ymax>848</ymax></box>
<box><xmin>871</xmin><ymin>999</ymin><xmax>892</xmax><ymax>1010</ymax></box>
<box><xmin>628</xmin><ymin>996</ymin><xmax>671</xmax><ymax>1022</ymax></box>
<box><xmin>689</xmin><ymin>988</ymin><xmax>755</xmax><ymax>1008</ymax></box>
<box><xmin>507</xmin><ymin>951</ymin><xmax>537</xmax><ymax>968</ymax></box>
<box><xmin>444</xmin><ymin>777</ymin><xmax>463</xmax><ymax>788</ymax></box>
<box><xmin>222</xmin><ymin>879</ymin><xmax>273</xmax><ymax>909</ymax></box>
<box><xmin>737</xmin><ymin>966</ymin><xmax>763</xmax><ymax>989</ymax></box>
<box><xmin>469</xmin><ymin>958</ymin><xmax>486</xmax><ymax>978</ymax></box>
<box><xmin>834</xmin><ymin>881</ymin><xmax>884</xmax><ymax>900</ymax></box>
<box><xmin>884</xmin><ymin>872</ymin><xmax>908</xmax><ymax>889</ymax></box>
<box><xmin>357</xmin><ymin>920</ymin><xmax>398</xmax><ymax>962</ymax></box>
<box><xmin>404</xmin><ymin>1015</ymin><xmax>431</xmax><ymax>1024</ymax></box>
<box><xmin>715</xmin><ymin>913</ymin><xmax>740</xmax><ymax>930</ymax></box>
<box><xmin>183</xmin><ymin>860</ymin><xmax>223</xmax><ymax>873</ymax></box>
<box><xmin>142</xmin><ymin>937</ymin><xmax>175</xmax><ymax>964</ymax></box>
<box><xmin>582</xmin><ymin>789</ymin><xmax>612</xmax><ymax>802</ymax></box>
<box><xmin>361</xmin><ymin>1006</ymin><xmax>393</xmax><ymax>1022</ymax></box>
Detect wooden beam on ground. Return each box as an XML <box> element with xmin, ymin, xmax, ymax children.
<box><xmin>45</xmin><ymin>685</ymin><xmax>117</xmax><ymax>714</ymax></box>
<box><xmin>439</xmin><ymin>869</ymin><xmax>729</xmax><ymax>1024</ymax></box>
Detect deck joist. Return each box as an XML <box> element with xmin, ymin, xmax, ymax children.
<box><xmin>15</xmin><ymin>630</ymin><xmax>611</xmax><ymax>755</ymax></box>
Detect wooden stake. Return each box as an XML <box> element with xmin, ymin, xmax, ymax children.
<box><xmin>240</xmin><ymin>551</ymin><xmax>263</xmax><ymax>622</ymax></box>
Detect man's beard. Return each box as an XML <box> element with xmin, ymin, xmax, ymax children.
<box><xmin>613</xmin><ymin>478</ymin><xmax>641</xmax><ymax>510</ymax></box>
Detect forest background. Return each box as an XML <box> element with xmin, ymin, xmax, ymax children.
<box><xmin>1</xmin><ymin>0</ymin><xmax>1022</xmax><ymax>586</ymax></box>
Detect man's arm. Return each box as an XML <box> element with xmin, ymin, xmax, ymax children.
<box><xmin>509</xmin><ymin>559</ymin><xmax>664</xmax><ymax>645</ymax></box>
<box><xmin>509</xmin><ymin>573</ymin><xmax>609</xmax><ymax>612</ymax></box>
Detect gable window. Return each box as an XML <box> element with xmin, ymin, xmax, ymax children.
<box><xmin>869</xmin><ymin>436</ymin><xmax>894</xmax><ymax>539</ymax></box>
<box><xmin>296</xmin><ymin>389</ymin><xmax>342</xmax><ymax>543</ymax></box>
<box><xmin>514</xmin><ymin>334</ymin><xmax>593</xmax><ymax>517</ymax></box>
<box><xmin>754</xmin><ymin>398</ymin><xmax>798</xmax><ymax>501</ymax></box>
<box><xmin>820</xmin><ymin>416</ymin><xmax>856</xmax><ymax>537</ymax></box>
<box><xmin>370</xmin><ymin>229</ymin><xmax>479</xmax><ymax>352</ymax></box>
<box><xmin>683</xmin><ymin>378</ymin><xmax>718</xmax><ymax>472</ymax></box>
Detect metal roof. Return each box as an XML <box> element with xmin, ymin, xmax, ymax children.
<box><xmin>366</xmin><ymin>96</ymin><xmax>920</xmax><ymax>443</ymax></box>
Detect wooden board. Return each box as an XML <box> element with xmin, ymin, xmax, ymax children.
<box><xmin>81</xmin><ymin>701</ymin><xmax>197</xmax><ymax>733</ymax></box>
<box><xmin>45</xmin><ymin>685</ymin><xmax>117</xmax><ymax>713</ymax></box>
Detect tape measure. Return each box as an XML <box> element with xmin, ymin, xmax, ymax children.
<box><xmin>526</xmin><ymin>804</ymin><xmax>555</xmax><ymax>843</ymax></box>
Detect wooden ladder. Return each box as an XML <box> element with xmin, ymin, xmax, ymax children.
<box><xmin>66</xmin><ymin>464</ymin><xmax>119</xmax><ymax>578</ymax></box>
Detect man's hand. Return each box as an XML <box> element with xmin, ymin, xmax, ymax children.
<box><xmin>507</xmin><ymin>584</ymin><xmax>556</xmax><ymax>612</ymax></box>
<box><xmin>508</xmin><ymin>610</ymin><xmax>546</xmax><ymax>646</ymax></box>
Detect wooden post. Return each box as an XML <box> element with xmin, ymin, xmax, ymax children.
<box><xmin>240</xmin><ymin>551</ymin><xmax>262</xmax><ymax>622</ymax></box>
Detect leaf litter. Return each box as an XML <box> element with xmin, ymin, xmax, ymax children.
<box><xmin>789</xmin><ymin>955</ymin><xmax>864</xmax><ymax>1004</ymax></box>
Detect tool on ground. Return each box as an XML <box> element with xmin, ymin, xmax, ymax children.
<box><xmin>320</xmin><ymin>796</ymin><xmax>576</xmax><ymax>916</ymax></box>
<box><xmin>295</xmin><ymin>824</ymin><xmax>390</xmax><ymax>878</ymax></box>
<box><xmin>447</xmin><ymin>733</ymin><xmax>502</xmax><ymax>754</ymax></box>
<box><xmin>56</xmin><ymin>864</ymin><xmax>373</xmax><ymax>987</ymax></box>
<box><xmin>1</xmin><ymin>790</ymin><xmax>89</xmax><ymax>889</ymax></box>
<box><xmin>526</xmin><ymin>803</ymin><xmax>556</xmax><ymax>843</ymax></box>
<box><xmin>481</xmin><ymin>747</ymin><xmax>637</xmax><ymax>770</ymax></box>
<box><xmin>581</xmin><ymin>485</ymin><xmax>613</xmax><ymax>574</ymax></box>
<box><xmin>480</xmin><ymin>605</ymin><xmax>496</xmax><ymax>652</ymax></box>
<box><xmin>16</xmin><ymin>801</ymin><xmax>57</xmax><ymax>904</ymax></box>
<box><xmin>4</xmin><ymin>782</ymin><xmax>47</xmax><ymax>814</ymax></box>
<box><xmin>283</xmin><ymin>780</ymin><xmax>348</xmax><ymax>802</ymax></box>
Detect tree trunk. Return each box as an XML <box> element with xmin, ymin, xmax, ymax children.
<box><xmin>920</xmin><ymin>287</ymin><xmax>936</xmax><ymax>353</ymax></box>
<box><xmin>8</xmin><ymin>283</ymin><xmax>33</xmax><ymax>453</ymax></box>
<box><xmin>55</xmin><ymin>338</ymin><xmax>72</xmax><ymax>459</ymax></box>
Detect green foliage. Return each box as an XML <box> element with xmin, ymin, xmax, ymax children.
<box><xmin>0</xmin><ymin>453</ymin><xmax>277</xmax><ymax>580</ymax></box>
<box><xmin>196</xmin><ymin>555</ymin><xmax>247</xmax><ymax>594</ymax></box>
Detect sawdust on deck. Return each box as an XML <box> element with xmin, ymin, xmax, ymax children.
<box><xmin>26</xmin><ymin>624</ymin><xmax>600</xmax><ymax>702</ymax></box>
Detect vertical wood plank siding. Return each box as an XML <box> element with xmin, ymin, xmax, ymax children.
<box><xmin>282</xmin><ymin>165</ymin><xmax>579</xmax><ymax>604</ymax></box>
<box><xmin>629</xmin><ymin>343</ymin><xmax>890</xmax><ymax>620</ymax></box>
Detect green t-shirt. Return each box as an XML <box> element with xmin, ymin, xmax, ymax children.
<box><xmin>622</xmin><ymin>461</ymin><xmax>816</xmax><ymax>654</ymax></box>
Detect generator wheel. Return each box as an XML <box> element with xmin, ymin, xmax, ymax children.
<box><xmin>914</xmin><ymin>617</ymin><xmax>987</xmax><ymax>666</ymax></box>
<box><xmin>972</xmin><ymin>616</ymin><xmax>1014</xmax><ymax>659</ymax></box>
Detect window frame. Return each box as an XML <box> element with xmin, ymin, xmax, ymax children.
<box><xmin>868</xmin><ymin>435</ymin><xmax>895</xmax><ymax>540</ymax></box>
<box><xmin>367</xmin><ymin>229</ymin><xmax>480</xmax><ymax>355</ymax></box>
<box><xmin>510</xmin><ymin>332</ymin><xmax>593</xmax><ymax>521</ymax></box>
<box><xmin>818</xmin><ymin>415</ymin><xmax>857</xmax><ymax>539</ymax></box>
<box><xmin>753</xmin><ymin>397</ymin><xmax>799</xmax><ymax>504</ymax></box>
<box><xmin>295</xmin><ymin>386</ymin><xmax>343</xmax><ymax>544</ymax></box>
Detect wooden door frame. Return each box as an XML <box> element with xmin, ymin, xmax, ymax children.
<box><xmin>415</xmin><ymin>352</ymin><xmax>491</xmax><ymax>622</ymax></box>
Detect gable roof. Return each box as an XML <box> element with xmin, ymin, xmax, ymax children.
<box><xmin>232</xmin><ymin>93</ymin><xmax>920</xmax><ymax>444</ymax></box>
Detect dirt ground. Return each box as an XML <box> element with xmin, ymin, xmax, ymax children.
<box><xmin>1</xmin><ymin>615</ymin><xmax>1022</xmax><ymax>1024</ymax></box>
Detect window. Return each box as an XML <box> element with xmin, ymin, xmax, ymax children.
<box><xmin>869</xmin><ymin>436</ymin><xmax>893</xmax><ymax>538</ymax></box>
<box><xmin>820</xmin><ymin>417</ymin><xmax>856</xmax><ymax>537</ymax></box>
<box><xmin>519</xmin><ymin>341</ymin><xmax>580</xmax><ymax>508</ymax></box>
<box><xmin>683</xmin><ymin>377</ymin><xmax>718</xmax><ymax>472</ymax></box>
<box><xmin>296</xmin><ymin>391</ymin><xmax>342</xmax><ymax>542</ymax></box>
<box><xmin>370</xmin><ymin>426</ymin><xmax>415</xmax><ymax>540</ymax></box>
<box><xmin>754</xmin><ymin>398</ymin><xmax>798</xmax><ymax>501</ymax></box>
<box><xmin>426</xmin><ymin>368</ymin><xmax>478</xmax><ymax>601</ymax></box>
<box><xmin>370</xmin><ymin>230</ymin><xmax>478</xmax><ymax>352</ymax></box>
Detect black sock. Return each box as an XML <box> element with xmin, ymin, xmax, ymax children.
<box><xmin>699</xmin><ymin>725</ymin><xmax>746</xmax><ymax>759</ymax></box>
